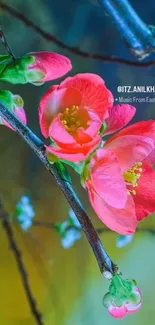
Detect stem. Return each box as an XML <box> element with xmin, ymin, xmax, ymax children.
<box><xmin>0</xmin><ymin>25</ymin><xmax>16</xmax><ymax>59</ymax></box>
<box><xmin>33</xmin><ymin>220</ymin><xmax>57</xmax><ymax>230</ymax></box>
<box><xmin>0</xmin><ymin>200</ymin><xmax>44</xmax><ymax>325</ymax></box>
<box><xmin>98</xmin><ymin>0</ymin><xmax>155</xmax><ymax>59</ymax></box>
<box><xmin>1</xmin><ymin>1</ymin><xmax>155</xmax><ymax>65</ymax></box>
<box><xmin>33</xmin><ymin>221</ymin><xmax>155</xmax><ymax>235</ymax></box>
<box><xmin>0</xmin><ymin>101</ymin><xmax>117</xmax><ymax>275</ymax></box>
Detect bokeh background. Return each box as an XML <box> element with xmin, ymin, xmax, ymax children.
<box><xmin>0</xmin><ymin>0</ymin><xmax>155</xmax><ymax>324</ymax></box>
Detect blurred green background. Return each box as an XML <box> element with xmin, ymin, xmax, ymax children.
<box><xmin>0</xmin><ymin>0</ymin><xmax>155</xmax><ymax>324</ymax></box>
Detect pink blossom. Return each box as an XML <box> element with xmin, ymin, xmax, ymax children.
<box><xmin>0</xmin><ymin>93</ymin><xmax>27</xmax><ymax>130</ymax></box>
<box><xmin>27</xmin><ymin>52</ymin><xmax>72</xmax><ymax>85</ymax></box>
<box><xmin>39</xmin><ymin>73</ymin><xmax>113</xmax><ymax>162</ymax></box>
<box><xmin>85</xmin><ymin>103</ymin><xmax>155</xmax><ymax>234</ymax></box>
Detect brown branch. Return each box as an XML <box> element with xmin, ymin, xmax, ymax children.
<box><xmin>0</xmin><ymin>2</ymin><xmax>155</xmax><ymax>67</ymax></box>
<box><xmin>0</xmin><ymin>200</ymin><xmax>44</xmax><ymax>325</ymax></box>
<box><xmin>0</xmin><ymin>101</ymin><xmax>118</xmax><ymax>276</ymax></box>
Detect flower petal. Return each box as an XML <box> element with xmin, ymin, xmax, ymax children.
<box><xmin>126</xmin><ymin>289</ymin><xmax>142</xmax><ymax>314</ymax></box>
<box><xmin>143</xmin><ymin>148</ymin><xmax>155</xmax><ymax>165</ymax></box>
<box><xmin>104</xmin><ymin>104</ymin><xmax>136</xmax><ymax>136</ymax></box>
<box><xmin>106</xmin><ymin>135</ymin><xmax>154</xmax><ymax>173</ymax></box>
<box><xmin>134</xmin><ymin>165</ymin><xmax>155</xmax><ymax>221</ymax></box>
<box><xmin>90</xmin><ymin>148</ymin><xmax>127</xmax><ymax>208</ymax></box>
<box><xmin>126</xmin><ymin>302</ymin><xmax>142</xmax><ymax>314</ymax></box>
<box><xmin>49</xmin><ymin>114</ymin><xmax>77</xmax><ymax>148</ymax></box>
<box><xmin>74</xmin><ymin>110</ymin><xmax>102</xmax><ymax>144</ymax></box>
<box><xmin>46</xmin><ymin>135</ymin><xmax>101</xmax><ymax>162</ymax></box>
<box><xmin>30</xmin><ymin>52</ymin><xmax>72</xmax><ymax>81</ymax></box>
<box><xmin>15</xmin><ymin>107</ymin><xmax>27</xmax><ymax>125</ymax></box>
<box><xmin>39</xmin><ymin>86</ymin><xmax>82</xmax><ymax>138</ymax></box>
<box><xmin>60</xmin><ymin>73</ymin><xmax>114</xmax><ymax>120</ymax></box>
<box><xmin>108</xmin><ymin>305</ymin><xmax>127</xmax><ymax>319</ymax></box>
<box><xmin>107</xmin><ymin>120</ymin><xmax>155</xmax><ymax>143</ymax></box>
<box><xmin>87</xmin><ymin>181</ymin><xmax>137</xmax><ymax>235</ymax></box>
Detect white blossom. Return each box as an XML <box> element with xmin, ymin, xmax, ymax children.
<box><xmin>61</xmin><ymin>228</ymin><xmax>81</xmax><ymax>249</ymax></box>
<box><xmin>17</xmin><ymin>196</ymin><xmax>35</xmax><ymax>231</ymax></box>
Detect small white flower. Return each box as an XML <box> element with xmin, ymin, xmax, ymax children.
<box><xmin>18</xmin><ymin>215</ymin><xmax>33</xmax><ymax>231</ymax></box>
<box><xmin>116</xmin><ymin>235</ymin><xmax>133</xmax><ymax>248</ymax></box>
<box><xmin>20</xmin><ymin>196</ymin><xmax>30</xmax><ymax>205</ymax></box>
<box><xmin>16</xmin><ymin>196</ymin><xmax>35</xmax><ymax>231</ymax></box>
<box><xmin>61</xmin><ymin>228</ymin><xmax>81</xmax><ymax>249</ymax></box>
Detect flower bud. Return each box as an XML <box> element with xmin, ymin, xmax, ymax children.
<box><xmin>0</xmin><ymin>90</ymin><xmax>26</xmax><ymax>129</ymax></box>
<box><xmin>0</xmin><ymin>52</ymin><xmax>72</xmax><ymax>85</ymax></box>
<box><xmin>103</xmin><ymin>274</ymin><xmax>142</xmax><ymax>319</ymax></box>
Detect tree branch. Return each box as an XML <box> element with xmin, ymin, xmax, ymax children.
<box><xmin>98</xmin><ymin>0</ymin><xmax>155</xmax><ymax>59</ymax></box>
<box><xmin>0</xmin><ymin>200</ymin><xmax>44</xmax><ymax>325</ymax></box>
<box><xmin>1</xmin><ymin>2</ymin><xmax>155</xmax><ymax>67</ymax></box>
<box><xmin>0</xmin><ymin>101</ymin><xmax>118</xmax><ymax>275</ymax></box>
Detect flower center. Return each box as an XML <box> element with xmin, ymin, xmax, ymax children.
<box><xmin>123</xmin><ymin>162</ymin><xmax>143</xmax><ymax>196</ymax></box>
<box><xmin>61</xmin><ymin>105</ymin><xmax>89</xmax><ymax>135</ymax></box>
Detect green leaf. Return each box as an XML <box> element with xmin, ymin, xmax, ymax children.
<box><xmin>0</xmin><ymin>54</ymin><xmax>13</xmax><ymax>75</ymax></box>
<box><xmin>61</xmin><ymin>160</ymin><xmax>85</xmax><ymax>175</ymax></box>
<box><xmin>80</xmin><ymin>163</ymin><xmax>90</xmax><ymax>187</ymax></box>
<box><xmin>56</xmin><ymin>162</ymin><xmax>72</xmax><ymax>183</ymax></box>
<box><xmin>0</xmin><ymin>54</ymin><xmax>11</xmax><ymax>63</ymax></box>
<box><xmin>0</xmin><ymin>55</ymin><xmax>35</xmax><ymax>84</ymax></box>
<box><xmin>0</xmin><ymin>90</ymin><xmax>14</xmax><ymax>110</ymax></box>
<box><xmin>100</xmin><ymin>121</ymin><xmax>107</xmax><ymax>135</ymax></box>
<box><xmin>56</xmin><ymin>221</ymin><xmax>70</xmax><ymax>235</ymax></box>
<box><xmin>47</xmin><ymin>152</ymin><xmax>59</xmax><ymax>164</ymax></box>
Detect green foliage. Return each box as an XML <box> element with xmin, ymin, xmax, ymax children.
<box><xmin>109</xmin><ymin>274</ymin><xmax>140</xmax><ymax>306</ymax></box>
<box><xmin>56</xmin><ymin>161</ymin><xmax>72</xmax><ymax>184</ymax></box>
<box><xmin>0</xmin><ymin>54</ymin><xmax>13</xmax><ymax>75</ymax></box>
<box><xmin>0</xmin><ymin>90</ymin><xmax>14</xmax><ymax>110</ymax></box>
<box><xmin>100</xmin><ymin>121</ymin><xmax>107</xmax><ymax>135</ymax></box>
<box><xmin>47</xmin><ymin>152</ymin><xmax>59</xmax><ymax>164</ymax></box>
<box><xmin>0</xmin><ymin>55</ymin><xmax>35</xmax><ymax>84</ymax></box>
<box><xmin>61</xmin><ymin>160</ymin><xmax>85</xmax><ymax>174</ymax></box>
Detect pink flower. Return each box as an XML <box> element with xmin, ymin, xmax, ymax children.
<box><xmin>85</xmin><ymin>104</ymin><xmax>155</xmax><ymax>234</ymax></box>
<box><xmin>26</xmin><ymin>52</ymin><xmax>72</xmax><ymax>85</ymax></box>
<box><xmin>39</xmin><ymin>73</ymin><xmax>113</xmax><ymax>162</ymax></box>
<box><xmin>0</xmin><ymin>92</ymin><xmax>27</xmax><ymax>130</ymax></box>
<box><xmin>105</xmin><ymin>118</ymin><xmax>155</xmax><ymax>222</ymax></box>
<box><xmin>103</xmin><ymin>274</ymin><xmax>142</xmax><ymax>319</ymax></box>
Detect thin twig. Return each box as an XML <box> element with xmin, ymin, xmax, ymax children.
<box><xmin>0</xmin><ymin>2</ymin><xmax>155</xmax><ymax>67</ymax></box>
<box><xmin>33</xmin><ymin>220</ymin><xmax>155</xmax><ymax>235</ymax></box>
<box><xmin>0</xmin><ymin>101</ymin><xmax>118</xmax><ymax>275</ymax></box>
<box><xmin>33</xmin><ymin>220</ymin><xmax>57</xmax><ymax>230</ymax></box>
<box><xmin>0</xmin><ymin>24</ymin><xmax>16</xmax><ymax>59</ymax></box>
<box><xmin>0</xmin><ymin>200</ymin><xmax>44</xmax><ymax>325</ymax></box>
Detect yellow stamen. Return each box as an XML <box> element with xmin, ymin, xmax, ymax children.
<box><xmin>124</xmin><ymin>162</ymin><xmax>143</xmax><ymax>196</ymax></box>
<box><xmin>61</xmin><ymin>105</ymin><xmax>89</xmax><ymax>135</ymax></box>
<box><xmin>127</xmin><ymin>189</ymin><xmax>136</xmax><ymax>196</ymax></box>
